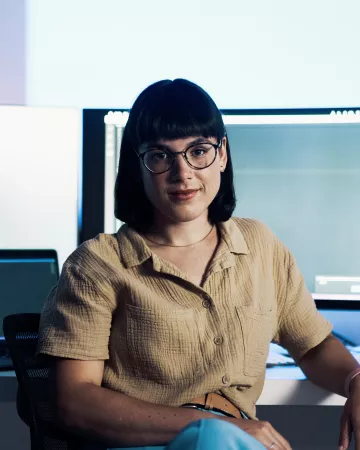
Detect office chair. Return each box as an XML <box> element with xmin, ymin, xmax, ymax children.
<box><xmin>2</xmin><ymin>313</ymin><xmax>87</xmax><ymax>450</ymax></box>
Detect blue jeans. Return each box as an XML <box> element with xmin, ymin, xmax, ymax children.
<box><xmin>110</xmin><ymin>410</ymin><xmax>266</xmax><ymax>450</ymax></box>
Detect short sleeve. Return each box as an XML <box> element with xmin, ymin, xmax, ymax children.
<box><xmin>273</xmin><ymin>249</ymin><xmax>333</xmax><ymax>361</ymax></box>
<box><xmin>37</xmin><ymin>263</ymin><xmax>116</xmax><ymax>360</ymax></box>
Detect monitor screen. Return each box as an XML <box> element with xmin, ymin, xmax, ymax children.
<box><xmin>315</xmin><ymin>300</ymin><xmax>360</xmax><ymax>348</ymax></box>
<box><xmin>0</xmin><ymin>250</ymin><xmax>59</xmax><ymax>335</ymax></box>
<box><xmin>267</xmin><ymin>300</ymin><xmax>360</xmax><ymax>375</ymax></box>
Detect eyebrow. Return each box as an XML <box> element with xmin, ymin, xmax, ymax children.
<box><xmin>141</xmin><ymin>137</ymin><xmax>215</xmax><ymax>153</ymax></box>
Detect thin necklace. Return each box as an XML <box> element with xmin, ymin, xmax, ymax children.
<box><xmin>144</xmin><ymin>224</ymin><xmax>214</xmax><ymax>248</ymax></box>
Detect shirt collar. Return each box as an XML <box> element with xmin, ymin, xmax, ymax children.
<box><xmin>117</xmin><ymin>217</ymin><xmax>250</xmax><ymax>269</ymax></box>
<box><xmin>116</xmin><ymin>224</ymin><xmax>152</xmax><ymax>268</ymax></box>
<box><xmin>217</xmin><ymin>218</ymin><xmax>250</xmax><ymax>255</ymax></box>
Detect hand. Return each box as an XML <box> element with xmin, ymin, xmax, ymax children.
<box><xmin>339</xmin><ymin>376</ymin><xmax>360</xmax><ymax>450</ymax></box>
<box><xmin>227</xmin><ymin>417</ymin><xmax>292</xmax><ymax>450</ymax></box>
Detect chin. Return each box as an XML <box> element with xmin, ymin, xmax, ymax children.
<box><xmin>159</xmin><ymin>205</ymin><xmax>208</xmax><ymax>224</ymax></box>
<box><xmin>171</xmin><ymin>212</ymin><xmax>204</xmax><ymax>223</ymax></box>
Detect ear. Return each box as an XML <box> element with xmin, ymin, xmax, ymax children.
<box><xmin>219</xmin><ymin>136</ymin><xmax>228</xmax><ymax>171</ymax></box>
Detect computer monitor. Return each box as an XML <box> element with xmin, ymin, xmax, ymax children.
<box><xmin>267</xmin><ymin>299</ymin><xmax>360</xmax><ymax>374</ymax></box>
<box><xmin>0</xmin><ymin>249</ymin><xmax>59</xmax><ymax>337</ymax></box>
<box><xmin>314</xmin><ymin>299</ymin><xmax>360</xmax><ymax>347</ymax></box>
<box><xmin>90</xmin><ymin>109</ymin><xmax>360</xmax><ymax>294</ymax></box>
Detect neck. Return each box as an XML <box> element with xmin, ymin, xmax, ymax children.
<box><xmin>145</xmin><ymin>214</ymin><xmax>214</xmax><ymax>247</ymax></box>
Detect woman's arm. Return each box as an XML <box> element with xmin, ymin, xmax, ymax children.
<box><xmin>52</xmin><ymin>359</ymin><xmax>292</xmax><ymax>449</ymax></box>
<box><xmin>297</xmin><ymin>334</ymin><xmax>360</xmax><ymax>397</ymax></box>
<box><xmin>52</xmin><ymin>358</ymin><xmax>217</xmax><ymax>447</ymax></box>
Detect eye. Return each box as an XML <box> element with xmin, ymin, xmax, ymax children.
<box><xmin>148</xmin><ymin>150</ymin><xmax>170</xmax><ymax>161</ymax></box>
<box><xmin>189</xmin><ymin>145</ymin><xmax>212</xmax><ymax>157</ymax></box>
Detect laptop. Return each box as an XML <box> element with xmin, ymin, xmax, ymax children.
<box><xmin>0</xmin><ymin>249</ymin><xmax>59</xmax><ymax>370</ymax></box>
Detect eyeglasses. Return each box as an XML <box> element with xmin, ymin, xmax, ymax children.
<box><xmin>136</xmin><ymin>139</ymin><xmax>223</xmax><ymax>174</ymax></box>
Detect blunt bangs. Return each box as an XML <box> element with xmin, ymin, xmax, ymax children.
<box><xmin>128</xmin><ymin>79</ymin><xmax>226</xmax><ymax>148</ymax></box>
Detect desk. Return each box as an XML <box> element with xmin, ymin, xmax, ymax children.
<box><xmin>0</xmin><ymin>369</ymin><xmax>350</xmax><ymax>450</ymax></box>
<box><xmin>259</xmin><ymin>366</ymin><xmax>346</xmax><ymax>406</ymax></box>
<box><xmin>0</xmin><ymin>370</ymin><xmax>28</xmax><ymax>450</ymax></box>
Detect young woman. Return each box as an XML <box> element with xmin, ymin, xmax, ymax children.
<box><xmin>38</xmin><ymin>79</ymin><xmax>360</xmax><ymax>450</ymax></box>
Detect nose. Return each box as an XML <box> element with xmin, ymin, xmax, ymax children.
<box><xmin>169</xmin><ymin>153</ymin><xmax>193</xmax><ymax>180</ymax></box>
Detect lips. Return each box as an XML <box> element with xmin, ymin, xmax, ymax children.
<box><xmin>169</xmin><ymin>189</ymin><xmax>198</xmax><ymax>195</ymax></box>
<box><xmin>168</xmin><ymin>189</ymin><xmax>199</xmax><ymax>201</ymax></box>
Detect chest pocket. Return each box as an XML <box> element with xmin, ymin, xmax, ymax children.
<box><xmin>126</xmin><ymin>304</ymin><xmax>206</xmax><ymax>384</ymax></box>
<box><xmin>236</xmin><ymin>305</ymin><xmax>276</xmax><ymax>377</ymax></box>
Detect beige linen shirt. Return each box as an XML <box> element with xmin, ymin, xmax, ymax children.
<box><xmin>38</xmin><ymin>218</ymin><xmax>332</xmax><ymax>419</ymax></box>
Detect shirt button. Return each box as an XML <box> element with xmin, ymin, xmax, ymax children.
<box><xmin>214</xmin><ymin>336</ymin><xmax>223</xmax><ymax>345</ymax></box>
<box><xmin>222</xmin><ymin>374</ymin><xmax>230</xmax><ymax>385</ymax></box>
<box><xmin>202</xmin><ymin>299</ymin><xmax>211</xmax><ymax>308</ymax></box>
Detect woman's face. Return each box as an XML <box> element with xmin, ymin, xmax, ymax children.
<box><xmin>139</xmin><ymin>135</ymin><xmax>228</xmax><ymax>225</ymax></box>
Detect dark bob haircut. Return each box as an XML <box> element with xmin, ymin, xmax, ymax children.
<box><xmin>115</xmin><ymin>78</ymin><xmax>236</xmax><ymax>232</ymax></box>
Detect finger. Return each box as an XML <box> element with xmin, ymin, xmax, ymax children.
<box><xmin>239</xmin><ymin>421</ymin><xmax>280</xmax><ymax>450</ymax></box>
<box><xmin>338</xmin><ymin>415</ymin><xmax>352</xmax><ymax>450</ymax></box>
<box><xmin>266</xmin><ymin>433</ymin><xmax>291</xmax><ymax>450</ymax></box>
<box><xmin>260</xmin><ymin>422</ymin><xmax>291</xmax><ymax>450</ymax></box>
<box><xmin>238</xmin><ymin>419</ymin><xmax>291</xmax><ymax>450</ymax></box>
<box><xmin>269</xmin><ymin>431</ymin><xmax>292</xmax><ymax>450</ymax></box>
<box><xmin>267</xmin><ymin>423</ymin><xmax>292</xmax><ymax>450</ymax></box>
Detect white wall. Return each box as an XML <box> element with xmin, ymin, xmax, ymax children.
<box><xmin>2</xmin><ymin>0</ymin><xmax>360</xmax><ymax>109</ymax></box>
<box><xmin>0</xmin><ymin>0</ymin><xmax>26</xmax><ymax>104</ymax></box>
<box><xmin>26</xmin><ymin>0</ymin><xmax>360</xmax><ymax>109</ymax></box>
<box><xmin>0</xmin><ymin>106</ymin><xmax>81</xmax><ymax>267</ymax></box>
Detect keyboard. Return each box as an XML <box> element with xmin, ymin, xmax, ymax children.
<box><xmin>266</xmin><ymin>342</ymin><xmax>360</xmax><ymax>367</ymax></box>
<box><xmin>266</xmin><ymin>343</ymin><xmax>296</xmax><ymax>367</ymax></box>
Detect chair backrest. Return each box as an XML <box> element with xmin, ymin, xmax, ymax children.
<box><xmin>3</xmin><ymin>313</ymin><xmax>85</xmax><ymax>450</ymax></box>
